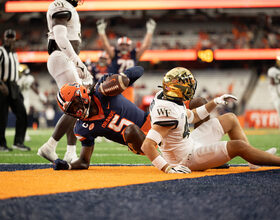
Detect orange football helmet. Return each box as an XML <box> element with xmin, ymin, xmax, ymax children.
<box><xmin>57</xmin><ymin>83</ymin><xmax>91</xmax><ymax>119</ymax></box>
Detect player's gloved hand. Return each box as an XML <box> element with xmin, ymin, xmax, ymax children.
<box><xmin>214</xmin><ymin>94</ymin><xmax>237</xmax><ymax>105</ymax></box>
<box><xmin>39</xmin><ymin>92</ymin><xmax>47</xmax><ymax>104</ymax></box>
<box><xmin>165</xmin><ymin>164</ymin><xmax>191</xmax><ymax>174</ymax></box>
<box><xmin>96</xmin><ymin>19</ymin><xmax>107</xmax><ymax>35</ymax></box>
<box><xmin>53</xmin><ymin>159</ymin><xmax>71</xmax><ymax>170</ymax></box>
<box><xmin>82</xmin><ymin>74</ymin><xmax>94</xmax><ymax>88</ymax></box>
<box><xmin>146</xmin><ymin>18</ymin><xmax>156</xmax><ymax>34</ymax></box>
<box><xmin>72</xmin><ymin>56</ymin><xmax>91</xmax><ymax>79</ymax></box>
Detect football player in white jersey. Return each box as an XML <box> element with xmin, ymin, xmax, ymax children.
<box><xmin>18</xmin><ymin>64</ymin><xmax>47</xmax><ymax>141</ymax></box>
<box><xmin>268</xmin><ymin>56</ymin><xmax>280</xmax><ymax>128</ymax></box>
<box><xmin>38</xmin><ymin>0</ymin><xmax>92</xmax><ymax>163</ymax></box>
<box><xmin>141</xmin><ymin>67</ymin><xmax>280</xmax><ymax>173</ymax></box>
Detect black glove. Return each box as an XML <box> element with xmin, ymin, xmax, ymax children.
<box><xmin>53</xmin><ymin>159</ymin><xmax>70</xmax><ymax>170</ymax></box>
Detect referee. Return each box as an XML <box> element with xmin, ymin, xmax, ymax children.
<box><xmin>0</xmin><ymin>29</ymin><xmax>30</xmax><ymax>151</ymax></box>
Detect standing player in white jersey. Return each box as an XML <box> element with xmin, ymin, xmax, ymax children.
<box><xmin>38</xmin><ymin>0</ymin><xmax>92</xmax><ymax>163</ymax></box>
<box><xmin>141</xmin><ymin>67</ymin><xmax>280</xmax><ymax>173</ymax></box>
<box><xmin>267</xmin><ymin>56</ymin><xmax>280</xmax><ymax>128</ymax></box>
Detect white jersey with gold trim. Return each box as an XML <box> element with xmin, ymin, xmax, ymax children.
<box><xmin>47</xmin><ymin>0</ymin><xmax>81</xmax><ymax>42</ymax></box>
<box><xmin>268</xmin><ymin>66</ymin><xmax>280</xmax><ymax>97</ymax></box>
<box><xmin>149</xmin><ymin>90</ymin><xmax>195</xmax><ymax>164</ymax></box>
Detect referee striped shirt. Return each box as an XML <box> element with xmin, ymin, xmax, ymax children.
<box><xmin>0</xmin><ymin>46</ymin><xmax>19</xmax><ymax>82</ymax></box>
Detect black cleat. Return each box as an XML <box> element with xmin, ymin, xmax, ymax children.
<box><xmin>12</xmin><ymin>144</ymin><xmax>31</xmax><ymax>151</ymax></box>
<box><xmin>0</xmin><ymin>145</ymin><xmax>13</xmax><ymax>152</ymax></box>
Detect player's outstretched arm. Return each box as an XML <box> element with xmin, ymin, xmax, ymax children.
<box><xmin>123</xmin><ymin>66</ymin><xmax>144</xmax><ymax>86</ymax></box>
<box><xmin>96</xmin><ymin>19</ymin><xmax>115</xmax><ymax>59</ymax></box>
<box><xmin>53</xmin><ymin>146</ymin><xmax>94</xmax><ymax>170</ymax></box>
<box><xmin>189</xmin><ymin>94</ymin><xmax>237</xmax><ymax>124</ymax></box>
<box><xmin>52</xmin><ymin>16</ymin><xmax>90</xmax><ymax>79</ymax></box>
<box><xmin>141</xmin><ymin>124</ymin><xmax>191</xmax><ymax>174</ymax></box>
<box><xmin>136</xmin><ymin>19</ymin><xmax>156</xmax><ymax>60</ymax></box>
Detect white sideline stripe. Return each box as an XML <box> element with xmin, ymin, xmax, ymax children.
<box><xmin>0</xmin><ymin>153</ymin><xmax>137</xmax><ymax>157</ymax></box>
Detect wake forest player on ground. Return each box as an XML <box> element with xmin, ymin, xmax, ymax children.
<box><xmin>268</xmin><ymin>56</ymin><xmax>280</xmax><ymax>128</ymax></box>
<box><xmin>53</xmin><ymin>66</ymin><xmax>150</xmax><ymax>170</ymax></box>
<box><xmin>38</xmin><ymin>0</ymin><xmax>92</xmax><ymax>163</ymax></box>
<box><xmin>141</xmin><ymin>67</ymin><xmax>280</xmax><ymax>173</ymax></box>
<box><xmin>96</xmin><ymin>18</ymin><xmax>156</xmax><ymax>103</ymax></box>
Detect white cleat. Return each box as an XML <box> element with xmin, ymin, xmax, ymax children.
<box><xmin>37</xmin><ymin>143</ymin><xmax>58</xmax><ymax>163</ymax></box>
<box><xmin>95</xmin><ymin>136</ymin><xmax>103</xmax><ymax>143</ymax></box>
<box><xmin>63</xmin><ymin>151</ymin><xmax>79</xmax><ymax>163</ymax></box>
<box><xmin>248</xmin><ymin>147</ymin><xmax>277</xmax><ymax>169</ymax></box>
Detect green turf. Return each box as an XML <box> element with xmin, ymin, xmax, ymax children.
<box><xmin>1</xmin><ymin>128</ymin><xmax>280</xmax><ymax>165</ymax></box>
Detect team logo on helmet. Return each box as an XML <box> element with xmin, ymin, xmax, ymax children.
<box><xmin>162</xmin><ymin>67</ymin><xmax>197</xmax><ymax>101</ymax></box>
<box><xmin>57</xmin><ymin>83</ymin><xmax>91</xmax><ymax>119</ymax></box>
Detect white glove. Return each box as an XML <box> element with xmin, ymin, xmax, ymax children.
<box><xmin>146</xmin><ymin>18</ymin><xmax>156</xmax><ymax>34</ymax></box>
<box><xmin>96</xmin><ymin>19</ymin><xmax>107</xmax><ymax>35</ymax></box>
<box><xmin>82</xmin><ymin>74</ymin><xmax>94</xmax><ymax>88</ymax></box>
<box><xmin>214</xmin><ymin>94</ymin><xmax>237</xmax><ymax>105</ymax></box>
<box><xmin>39</xmin><ymin>92</ymin><xmax>47</xmax><ymax>104</ymax></box>
<box><xmin>72</xmin><ymin>56</ymin><xmax>91</xmax><ymax>79</ymax></box>
<box><xmin>165</xmin><ymin>164</ymin><xmax>191</xmax><ymax>174</ymax></box>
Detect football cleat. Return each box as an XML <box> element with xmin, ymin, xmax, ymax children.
<box><xmin>63</xmin><ymin>151</ymin><xmax>79</xmax><ymax>163</ymax></box>
<box><xmin>248</xmin><ymin>147</ymin><xmax>277</xmax><ymax>169</ymax></box>
<box><xmin>37</xmin><ymin>143</ymin><xmax>58</xmax><ymax>162</ymax></box>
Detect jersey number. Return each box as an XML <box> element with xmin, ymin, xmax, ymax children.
<box><xmin>108</xmin><ymin>114</ymin><xmax>133</xmax><ymax>132</ymax></box>
<box><xmin>117</xmin><ymin>59</ymin><xmax>134</xmax><ymax>73</ymax></box>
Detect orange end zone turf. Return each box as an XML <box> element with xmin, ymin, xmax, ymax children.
<box><xmin>1</xmin><ymin>166</ymin><xmax>279</xmax><ymax>199</ymax></box>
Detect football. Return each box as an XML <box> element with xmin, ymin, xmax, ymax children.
<box><xmin>98</xmin><ymin>74</ymin><xmax>130</xmax><ymax>96</ymax></box>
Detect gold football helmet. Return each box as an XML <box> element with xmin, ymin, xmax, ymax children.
<box><xmin>162</xmin><ymin>67</ymin><xmax>197</xmax><ymax>101</ymax></box>
<box><xmin>276</xmin><ymin>56</ymin><xmax>280</xmax><ymax>68</ymax></box>
<box><xmin>19</xmin><ymin>64</ymin><xmax>30</xmax><ymax>76</ymax></box>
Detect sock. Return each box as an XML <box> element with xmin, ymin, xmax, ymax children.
<box><xmin>66</xmin><ymin>145</ymin><xmax>76</xmax><ymax>153</ymax></box>
<box><xmin>47</xmin><ymin>137</ymin><xmax>58</xmax><ymax>150</ymax></box>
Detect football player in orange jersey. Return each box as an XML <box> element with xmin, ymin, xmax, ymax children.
<box><xmin>96</xmin><ymin>18</ymin><xmax>156</xmax><ymax>103</ymax></box>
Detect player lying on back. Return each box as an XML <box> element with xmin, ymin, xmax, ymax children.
<box><xmin>141</xmin><ymin>67</ymin><xmax>280</xmax><ymax>173</ymax></box>
<box><xmin>53</xmin><ymin>66</ymin><xmax>150</xmax><ymax>170</ymax></box>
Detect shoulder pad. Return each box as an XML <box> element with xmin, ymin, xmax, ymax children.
<box><xmin>154</xmin><ymin>120</ymin><xmax>178</xmax><ymax>128</ymax></box>
<box><xmin>52</xmin><ymin>11</ymin><xmax>71</xmax><ymax>21</ymax></box>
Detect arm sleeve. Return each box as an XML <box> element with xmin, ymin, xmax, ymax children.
<box><xmin>53</xmin><ymin>24</ymin><xmax>78</xmax><ymax>62</ymax></box>
<box><xmin>123</xmin><ymin>66</ymin><xmax>144</xmax><ymax>86</ymax></box>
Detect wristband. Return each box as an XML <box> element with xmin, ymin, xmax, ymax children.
<box><xmin>146</xmin><ymin>129</ymin><xmax>162</xmax><ymax>145</ymax></box>
<box><xmin>188</xmin><ymin>110</ymin><xmax>194</xmax><ymax>123</ymax></box>
<box><xmin>152</xmin><ymin>155</ymin><xmax>167</xmax><ymax>170</ymax></box>
<box><xmin>196</xmin><ymin>105</ymin><xmax>209</xmax><ymax>120</ymax></box>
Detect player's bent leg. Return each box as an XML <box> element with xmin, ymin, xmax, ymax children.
<box><xmin>38</xmin><ymin>114</ymin><xmax>76</xmax><ymax>162</ymax></box>
<box><xmin>226</xmin><ymin>140</ymin><xmax>280</xmax><ymax>166</ymax></box>
<box><xmin>124</xmin><ymin>124</ymin><xmax>145</xmax><ymax>155</ymax></box>
<box><xmin>47</xmin><ymin>51</ymin><xmax>82</xmax><ymax>88</ymax></box>
<box><xmin>248</xmin><ymin>147</ymin><xmax>277</xmax><ymax>169</ymax></box>
<box><xmin>218</xmin><ymin>113</ymin><xmax>249</xmax><ymax>143</ymax></box>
